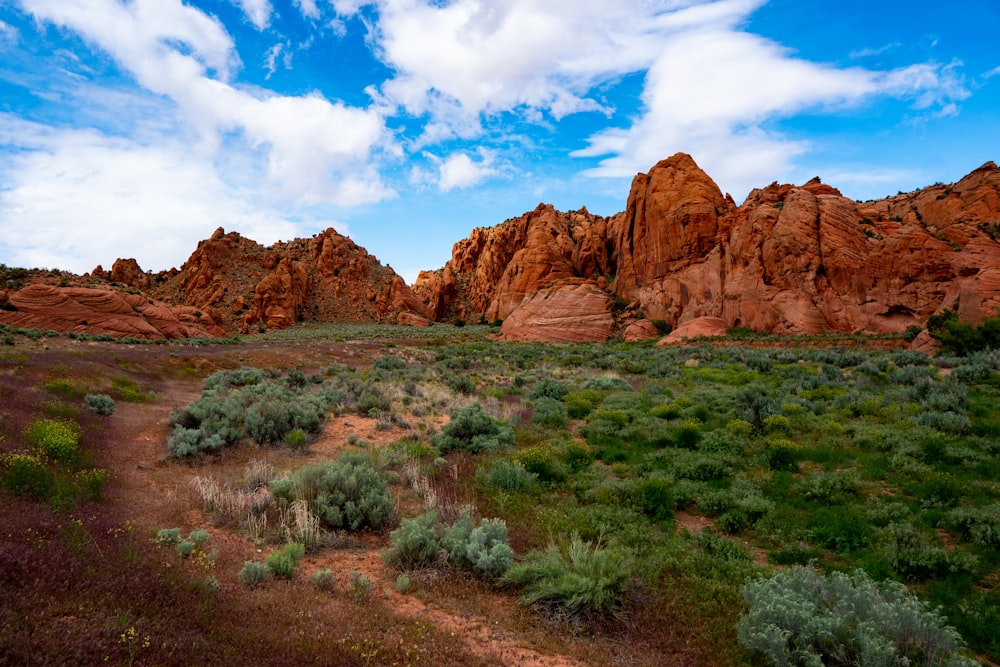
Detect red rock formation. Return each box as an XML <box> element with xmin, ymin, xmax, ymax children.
<box><xmin>109</xmin><ymin>258</ymin><xmax>149</xmax><ymax>289</ymax></box>
<box><xmin>0</xmin><ymin>284</ymin><xmax>225</xmax><ymax>339</ymax></box>
<box><xmin>148</xmin><ymin>226</ymin><xmax>427</xmax><ymax>332</ymax></box>
<box><xmin>657</xmin><ymin>316</ymin><xmax>728</xmax><ymax>345</ymax></box>
<box><xmin>623</xmin><ymin>319</ymin><xmax>661</xmax><ymax>342</ymax></box>
<box><xmin>500</xmin><ymin>279</ymin><xmax>615</xmax><ymax>343</ymax></box>
<box><xmin>418</xmin><ymin>154</ymin><xmax>1000</xmax><ymax>341</ymax></box>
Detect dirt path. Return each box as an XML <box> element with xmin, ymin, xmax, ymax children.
<box><xmin>104</xmin><ymin>376</ymin><xmax>586</xmax><ymax>667</ymax></box>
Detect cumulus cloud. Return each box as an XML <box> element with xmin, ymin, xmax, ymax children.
<box><xmin>19</xmin><ymin>0</ymin><xmax>395</xmax><ymax>207</ymax></box>
<box><xmin>436</xmin><ymin>150</ymin><xmax>497</xmax><ymax>192</ymax></box>
<box><xmin>295</xmin><ymin>0</ymin><xmax>320</xmax><ymax>20</ymax></box>
<box><xmin>0</xmin><ymin>118</ymin><xmax>308</xmax><ymax>273</ymax></box>
<box><xmin>0</xmin><ymin>19</ymin><xmax>18</xmax><ymax>47</ymax></box>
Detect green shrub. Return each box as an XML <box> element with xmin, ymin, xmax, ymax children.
<box><xmin>311</xmin><ymin>569</ymin><xmax>337</xmax><ymax>592</ymax></box>
<box><xmin>441</xmin><ymin>516</ymin><xmax>514</xmax><ymax>578</ymax></box>
<box><xmin>476</xmin><ymin>458</ymin><xmax>535</xmax><ymax>491</ymax></box>
<box><xmin>83</xmin><ymin>393</ymin><xmax>115</xmax><ymax>416</ymax></box>
<box><xmin>515</xmin><ymin>446</ymin><xmax>566</xmax><ymax>483</ymax></box>
<box><xmin>531</xmin><ymin>397</ymin><xmax>568</xmax><ymax>428</ymax></box>
<box><xmin>739</xmin><ymin>565</ymin><xmax>977</xmax><ymax>666</ymax></box>
<box><xmin>1</xmin><ymin>453</ymin><xmax>53</xmax><ymax>499</ymax></box>
<box><xmin>155</xmin><ymin>528</ymin><xmax>181</xmax><ymax>546</ymax></box>
<box><xmin>502</xmin><ymin>536</ymin><xmax>631</xmax><ymax>619</ymax></box>
<box><xmin>349</xmin><ymin>570</ymin><xmax>372</xmax><ymax>600</ymax></box>
<box><xmin>176</xmin><ymin>540</ymin><xmax>195</xmax><ymax>558</ymax></box>
<box><xmin>285</xmin><ymin>428</ymin><xmax>308</xmax><ymax>450</ymax></box>
<box><xmin>281</xmin><ymin>453</ymin><xmax>394</xmax><ymax>531</ymax></box>
<box><xmin>927</xmin><ymin>309</ymin><xmax>1000</xmax><ymax>357</ymax></box>
<box><xmin>238</xmin><ymin>561</ymin><xmax>268</xmax><ymax>589</ymax></box>
<box><xmin>24</xmin><ymin>418</ymin><xmax>80</xmax><ymax>465</ymax></box>
<box><xmin>672</xmin><ymin>419</ymin><xmax>702</xmax><ymax>449</ymax></box>
<box><xmin>383</xmin><ymin>512</ymin><xmax>440</xmax><ymax>569</ymax></box>
<box><xmin>74</xmin><ymin>468</ymin><xmax>110</xmax><ymax>500</ymax></box>
<box><xmin>265</xmin><ymin>543</ymin><xmax>304</xmax><ymax>579</ymax></box>
<box><xmin>948</xmin><ymin>504</ymin><xmax>1000</xmax><ymax>547</ymax></box>
<box><xmin>396</xmin><ymin>573</ymin><xmax>411</xmax><ymax>594</ymax></box>
<box><xmin>431</xmin><ymin>404</ymin><xmax>515</xmax><ymax>454</ymax></box>
<box><xmin>766</xmin><ymin>439</ymin><xmax>799</xmax><ymax>472</ymax></box>
<box><xmin>528</xmin><ymin>378</ymin><xmax>568</xmax><ymax>401</ymax></box>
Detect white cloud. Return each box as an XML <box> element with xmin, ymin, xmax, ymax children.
<box><xmin>436</xmin><ymin>150</ymin><xmax>497</xmax><ymax>192</ymax></box>
<box><xmin>571</xmin><ymin>5</ymin><xmax>970</xmax><ymax>201</ymax></box>
<box><xmin>0</xmin><ymin>120</ymin><xmax>308</xmax><ymax>273</ymax></box>
<box><xmin>19</xmin><ymin>0</ymin><xmax>396</xmax><ymax>207</ymax></box>
<box><xmin>263</xmin><ymin>42</ymin><xmax>292</xmax><ymax>78</ymax></box>
<box><xmin>295</xmin><ymin>0</ymin><xmax>321</xmax><ymax>20</ymax></box>
<box><xmin>232</xmin><ymin>0</ymin><xmax>272</xmax><ymax>30</ymax></box>
<box><xmin>0</xmin><ymin>19</ymin><xmax>18</xmax><ymax>47</ymax></box>
<box><xmin>984</xmin><ymin>65</ymin><xmax>1000</xmax><ymax>79</ymax></box>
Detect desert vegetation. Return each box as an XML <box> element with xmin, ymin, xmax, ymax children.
<box><xmin>1</xmin><ymin>323</ymin><xmax>998</xmax><ymax>665</ymax></box>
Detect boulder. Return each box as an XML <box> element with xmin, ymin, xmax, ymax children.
<box><xmin>658</xmin><ymin>316</ymin><xmax>728</xmax><ymax>345</ymax></box>
<box><xmin>500</xmin><ymin>280</ymin><xmax>615</xmax><ymax>343</ymax></box>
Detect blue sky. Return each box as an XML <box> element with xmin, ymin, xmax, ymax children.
<box><xmin>1</xmin><ymin>0</ymin><xmax>998</xmax><ymax>284</ymax></box>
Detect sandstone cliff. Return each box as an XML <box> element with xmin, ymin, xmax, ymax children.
<box><xmin>149</xmin><ymin>227</ymin><xmax>427</xmax><ymax>332</ymax></box>
<box><xmin>415</xmin><ymin>153</ymin><xmax>1000</xmax><ymax>342</ymax></box>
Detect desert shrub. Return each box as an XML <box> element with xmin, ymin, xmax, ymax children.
<box><xmin>739</xmin><ymin>565</ymin><xmax>977</xmax><ymax>666</ymax></box>
<box><xmin>672</xmin><ymin>418</ymin><xmax>702</xmax><ymax>449</ymax></box>
<box><xmin>476</xmin><ymin>458</ymin><xmax>535</xmax><ymax>491</ymax></box>
<box><xmin>766</xmin><ymin>439</ymin><xmax>799</xmax><ymax>472</ymax></box>
<box><xmin>1</xmin><ymin>453</ymin><xmax>53</xmax><ymax>499</ymax></box>
<box><xmin>238</xmin><ymin>561</ymin><xmax>268</xmax><ymax>589</ymax></box>
<box><xmin>441</xmin><ymin>516</ymin><xmax>514</xmax><ymax>578</ymax></box>
<box><xmin>83</xmin><ymin>393</ymin><xmax>115</xmax><ymax>416</ymax></box>
<box><xmin>373</xmin><ymin>355</ymin><xmax>406</xmax><ymax>373</ymax></box>
<box><xmin>284</xmin><ymin>454</ymin><xmax>394</xmax><ymax>531</ymax></box>
<box><xmin>738</xmin><ymin>388</ymin><xmax>780</xmax><ymax>432</ymax></box>
<box><xmin>265</xmin><ymin>543</ymin><xmax>305</xmax><ymax>579</ymax></box>
<box><xmin>176</xmin><ymin>540</ymin><xmax>195</xmax><ymax>558</ymax></box>
<box><xmin>531</xmin><ymin>397</ymin><xmax>568</xmax><ymax>428</ymax></box>
<box><xmin>383</xmin><ymin>512</ymin><xmax>440</xmax><ymax>569</ymax></box>
<box><xmin>311</xmin><ymin>569</ymin><xmax>337</xmax><ymax>592</ymax></box>
<box><xmin>155</xmin><ymin>528</ymin><xmax>181</xmax><ymax>546</ymax></box>
<box><xmin>636</xmin><ymin>477</ymin><xmax>675</xmax><ymax>522</ymax></box>
<box><xmin>203</xmin><ymin>367</ymin><xmax>266</xmax><ymax>391</ymax></box>
<box><xmin>349</xmin><ymin>571</ymin><xmax>372</xmax><ymax>600</ymax></box>
<box><xmin>515</xmin><ymin>446</ymin><xmax>567</xmax><ymax>483</ymax></box>
<box><xmin>166</xmin><ymin>425</ymin><xmax>224</xmax><ymax>458</ymax></box>
<box><xmin>502</xmin><ymin>536</ymin><xmax>631</xmax><ymax>619</ymax></box>
<box><xmin>285</xmin><ymin>428</ymin><xmax>308</xmax><ymax>450</ymax></box>
<box><xmin>356</xmin><ymin>388</ymin><xmax>391</xmax><ymax>415</ymax></box>
<box><xmin>564</xmin><ymin>390</ymin><xmax>600</xmax><ymax>418</ymax></box>
<box><xmin>808</xmin><ymin>506</ymin><xmax>874</xmax><ymax>554</ymax></box>
<box><xmin>799</xmin><ymin>470</ymin><xmax>862</xmax><ymax>504</ymax></box>
<box><xmin>529</xmin><ymin>378</ymin><xmax>568</xmax><ymax>401</ymax></box>
<box><xmin>562</xmin><ymin>443</ymin><xmax>593</xmax><ymax>472</ymax></box>
<box><xmin>927</xmin><ymin>309</ymin><xmax>1000</xmax><ymax>357</ymax></box>
<box><xmin>24</xmin><ymin>418</ymin><xmax>80</xmax><ymax>465</ymax></box>
<box><xmin>431</xmin><ymin>404</ymin><xmax>514</xmax><ymax>454</ymax></box>
<box><xmin>582</xmin><ymin>376</ymin><xmax>632</xmax><ymax>392</ymax></box>
<box><xmin>74</xmin><ymin>468</ymin><xmax>110</xmax><ymax>500</ymax></box>
<box><xmin>947</xmin><ymin>504</ymin><xmax>1000</xmax><ymax>548</ymax></box>
<box><xmin>396</xmin><ymin>574</ymin><xmax>411</xmax><ymax>594</ymax></box>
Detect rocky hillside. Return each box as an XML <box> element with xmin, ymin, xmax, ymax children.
<box><xmin>415</xmin><ymin>153</ymin><xmax>1000</xmax><ymax>342</ymax></box>
<box><xmin>0</xmin><ymin>227</ymin><xmax>428</xmax><ymax>339</ymax></box>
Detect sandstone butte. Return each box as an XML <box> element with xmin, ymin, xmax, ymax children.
<box><xmin>2</xmin><ymin>152</ymin><xmax>998</xmax><ymax>342</ymax></box>
<box><xmin>415</xmin><ymin>153</ymin><xmax>1000</xmax><ymax>343</ymax></box>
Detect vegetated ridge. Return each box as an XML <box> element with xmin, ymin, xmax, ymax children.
<box><xmin>415</xmin><ymin>153</ymin><xmax>1000</xmax><ymax>342</ymax></box>
<box><xmin>1</xmin><ymin>153</ymin><xmax>998</xmax><ymax>341</ymax></box>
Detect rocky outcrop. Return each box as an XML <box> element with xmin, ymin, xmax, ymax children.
<box><xmin>0</xmin><ymin>284</ymin><xmax>225</xmax><ymax>339</ymax></box>
<box><xmin>417</xmin><ymin>153</ymin><xmax>1000</xmax><ymax>341</ymax></box>
<box><xmin>148</xmin><ymin>227</ymin><xmax>427</xmax><ymax>332</ymax></box>
<box><xmin>658</xmin><ymin>316</ymin><xmax>728</xmax><ymax>345</ymax></box>
<box><xmin>500</xmin><ymin>279</ymin><xmax>615</xmax><ymax>342</ymax></box>
<box><xmin>109</xmin><ymin>258</ymin><xmax>149</xmax><ymax>289</ymax></box>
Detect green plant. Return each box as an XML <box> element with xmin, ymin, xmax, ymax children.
<box><xmin>1</xmin><ymin>452</ymin><xmax>53</xmax><ymax>499</ymax></box>
<box><xmin>349</xmin><ymin>570</ymin><xmax>372</xmax><ymax>600</ymax></box>
<box><xmin>383</xmin><ymin>512</ymin><xmax>440</xmax><ymax>569</ymax></box>
<box><xmin>431</xmin><ymin>404</ymin><xmax>514</xmax><ymax>454</ymax></box>
<box><xmin>739</xmin><ymin>565</ymin><xmax>977</xmax><ymax>666</ymax></box>
<box><xmin>441</xmin><ymin>516</ymin><xmax>514</xmax><ymax>578</ymax></box>
<box><xmin>74</xmin><ymin>468</ymin><xmax>110</xmax><ymax>500</ymax></box>
<box><xmin>476</xmin><ymin>458</ymin><xmax>536</xmax><ymax>491</ymax></box>
<box><xmin>24</xmin><ymin>418</ymin><xmax>80</xmax><ymax>465</ymax></box>
<box><xmin>396</xmin><ymin>573</ymin><xmax>411</xmax><ymax>594</ymax></box>
<box><xmin>502</xmin><ymin>536</ymin><xmax>631</xmax><ymax>620</ymax></box>
<box><xmin>238</xmin><ymin>561</ymin><xmax>268</xmax><ymax>589</ymax></box>
<box><xmin>155</xmin><ymin>528</ymin><xmax>181</xmax><ymax>546</ymax></box>
<box><xmin>83</xmin><ymin>393</ymin><xmax>115</xmax><ymax>416</ymax></box>
<box><xmin>311</xmin><ymin>569</ymin><xmax>337</xmax><ymax>592</ymax></box>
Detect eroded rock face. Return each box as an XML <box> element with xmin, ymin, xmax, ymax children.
<box><xmin>657</xmin><ymin>316</ymin><xmax>728</xmax><ymax>345</ymax></box>
<box><xmin>500</xmin><ymin>279</ymin><xmax>615</xmax><ymax>343</ymax></box>
<box><xmin>418</xmin><ymin>154</ymin><xmax>1000</xmax><ymax>340</ymax></box>
<box><xmin>109</xmin><ymin>258</ymin><xmax>149</xmax><ymax>289</ymax></box>
<box><xmin>148</xmin><ymin>227</ymin><xmax>427</xmax><ymax>332</ymax></box>
<box><xmin>0</xmin><ymin>284</ymin><xmax>225</xmax><ymax>339</ymax></box>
